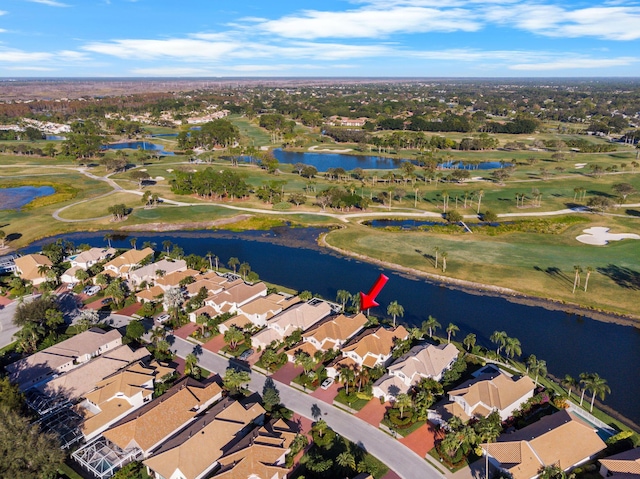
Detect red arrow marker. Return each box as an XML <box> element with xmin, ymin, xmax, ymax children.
<box><xmin>360</xmin><ymin>274</ymin><xmax>389</xmax><ymax>311</ymax></box>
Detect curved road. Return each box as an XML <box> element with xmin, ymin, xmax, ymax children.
<box><xmin>170</xmin><ymin>335</ymin><xmax>442</xmax><ymax>479</ymax></box>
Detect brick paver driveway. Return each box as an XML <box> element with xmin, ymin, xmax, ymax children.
<box><xmin>271</xmin><ymin>362</ymin><xmax>303</xmax><ymax>385</ymax></box>
<box><xmin>310</xmin><ymin>381</ymin><xmax>340</xmax><ymax>404</ymax></box>
<box><xmin>356</xmin><ymin>398</ymin><xmax>390</xmax><ymax>427</ymax></box>
<box><xmin>399</xmin><ymin>421</ymin><xmax>442</xmax><ymax>457</ymax></box>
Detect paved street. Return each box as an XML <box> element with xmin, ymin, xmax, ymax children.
<box><xmin>0</xmin><ymin>300</ymin><xmax>18</xmax><ymax>348</ymax></box>
<box><xmin>170</xmin><ymin>335</ymin><xmax>443</xmax><ymax>479</ymax></box>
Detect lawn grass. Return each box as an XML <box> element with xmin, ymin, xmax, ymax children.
<box><xmin>380</xmin><ymin>416</ymin><xmax>427</xmax><ymax>437</ymax></box>
<box><xmin>228</xmin><ymin>115</ymin><xmax>273</xmax><ymax>147</ymax></box>
<box><xmin>326</xmin><ymin>215</ymin><xmax>640</xmax><ymax>319</ymax></box>
<box><xmin>58</xmin><ymin>191</ymin><xmax>144</xmax><ymax>220</ymax></box>
<box><xmin>334</xmin><ymin>388</ymin><xmax>371</xmax><ymax>411</ymax></box>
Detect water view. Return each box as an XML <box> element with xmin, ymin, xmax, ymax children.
<box><xmin>101</xmin><ymin>141</ymin><xmax>175</xmax><ymax>156</ymax></box>
<box><xmin>0</xmin><ymin>186</ymin><xmax>55</xmax><ymax>210</ymax></box>
<box><xmin>272</xmin><ymin>149</ymin><xmax>511</xmax><ymax>172</ymax></box>
<box><xmin>22</xmin><ymin>228</ymin><xmax>640</xmax><ymax>427</ymax></box>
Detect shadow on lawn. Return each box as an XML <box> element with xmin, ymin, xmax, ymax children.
<box><xmin>597</xmin><ymin>264</ymin><xmax>640</xmax><ymax>290</ymax></box>
<box><xmin>534</xmin><ymin>266</ymin><xmax>573</xmax><ymax>289</ymax></box>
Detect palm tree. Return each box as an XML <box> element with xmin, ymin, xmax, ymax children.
<box><xmin>441</xmin><ymin>251</ymin><xmax>448</xmax><ymax>273</ymax></box>
<box><xmin>476</xmin><ymin>189</ymin><xmax>484</xmax><ymax>214</ymax></box>
<box><xmin>395</xmin><ymin>393</ymin><xmax>413</xmax><ymax>419</ymax></box>
<box><xmin>130</xmin><ymin>237</ymin><xmax>137</xmax><ymax>250</ymax></box>
<box><xmin>239</xmin><ymin>262</ymin><xmax>251</xmax><ymax>280</ymax></box>
<box><xmin>490</xmin><ymin>330</ymin><xmax>508</xmax><ymax>355</ymax></box>
<box><xmin>446</xmin><ymin>323</ymin><xmax>459</xmax><ymax>343</ymax></box>
<box><xmin>184</xmin><ymin>353</ymin><xmax>199</xmax><ymax>377</ymax></box>
<box><xmin>104</xmin><ymin>233</ymin><xmax>113</xmax><ymax>248</ymax></box>
<box><xmin>336</xmin><ymin>289</ymin><xmax>352</xmax><ymax>312</ymax></box>
<box><xmin>433</xmin><ymin>246</ymin><xmax>440</xmax><ymax>269</ymax></box>
<box><xmin>339</xmin><ymin>365</ymin><xmax>356</xmax><ymax>396</ymax></box>
<box><xmin>579</xmin><ymin>372</ymin><xmax>592</xmax><ymax>406</ymax></box>
<box><xmin>206</xmin><ymin>251</ymin><xmax>214</xmax><ymax>270</ymax></box>
<box><xmin>531</xmin><ymin>359</ymin><xmax>547</xmax><ymax>386</ymax></box>
<box><xmin>572</xmin><ymin>265</ymin><xmax>582</xmax><ymax>294</ymax></box>
<box><xmin>504</xmin><ymin>337</ymin><xmax>522</xmax><ymax>359</ymax></box>
<box><xmin>423</xmin><ymin>315</ymin><xmax>441</xmax><ymax>338</ymax></box>
<box><xmin>561</xmin><ymin>374</ymin><xmax>577</xmax><ymax>399</ymax></box>
<box><xmin>587</xmin><ymin>374</ymin><xmax>611</xmax><ymax>412</ymax></box>
<box><xmin>150</xmin><ymin>326</ymin><xmax>166</xmax><ymax>346</ymax></box>
<box><xmin>387</xmin><ymin>300</ymin><xmax>404</xmax><ymax>327</ymax></box>
<box><xmin>463</xmin><ymin>333</ymin><xmax>476</xmax><ymax>351</ymax></box>
<box><xmin>224</xmin><ymin>327</ymin><xmax>244</xmax><ymax>351</ymax></box>
<box><xmin>313</xmin><ymin>418</ymin><xmax>328</xmax><ymax>438</ymax></box>
<box><xmin>228</xmin><ymin>257</ymin><xmax>240</xmax><ymax>273</ymax></box>
<box><xmin>162</xmin><ymin>240</ymin><xmax>172</xmax><ymax>254</ymax></box>
<box><xmin>584</xmin><ymin>266</ymin><xmax>593</xmax><ymax>292</ymax></box>
<box><xmin>336</xmin><ymin>451</ymin><xmax>356</xmax><ymax>471</ymax></box>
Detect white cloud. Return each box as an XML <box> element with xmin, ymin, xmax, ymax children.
<box><xmin>3</xmin><ymin>66</ymin><xmax>56</xmax><ymax>71</ymax></box>
<box><xmin>0</xmin><ymin>47</ymin><xmax>88</xmax><ymax>63</ymax></box>
<box><xmin>255</xmin><ymin>6</ymin><xmax>480</xmax><ymax>39</ymax></box>
<box><xmin>0</xmin><ymin>11</ymin><xmax>7</xmax><ymax>15</ymax></box>
<box><xmin>26</xmin><ymin>0</ymin><xmax>70</xmax><ymax>6</ymax></box>
<box><xmin>83</xmin><ymin>35</ymin><xmax>394</xmax><ymax>63</ymax></box>
<box><xmin>511</xmin><ymin>57</ymin><xmax>638</xmax><ymax>70</ymax></box>
<box><xmin>485</xmin><ymin>4</ymin><xmax>640</xmax><ymax>40</ymax></box>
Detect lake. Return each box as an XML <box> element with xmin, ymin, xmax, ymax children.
<box><xmin>21</xmin><ymin>228</ymin><xmax>640</xmax><ymax>427</ymax></box>
<box><xmin>272</xmin><ymin>149</ymin><xmax>510</xmax><ymax>172</ymax></box>
<box><xmin>102</xmin><ymin>141</ymin><xmax>175</xmax><ymax>156</ymax></box>
<box><xmin>0</xmin><ymin>186</ymin><xmax>55</xmax><ymax>210</ymax></box>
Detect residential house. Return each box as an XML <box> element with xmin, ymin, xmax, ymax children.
<box><xmin>144</xmin><ymin>397</ymin><xmax>266</xmax><ymax>479</ymax></box>
<box><xmin>61</xmin><ymin>265</ymin><xmax>84</xmax><ymax>285</ymax></box>
<box><xmin>373</xmin><ymin>342</ymin><xmax>459</xmax><ymax>401</ymax></box>
<box><xmin>135</xmin><ymin>285</ymin><xmax>165</xmax><ymax>303</ymax></box>
<box><xmin>70</xmin><ymin>247</ymin><xmax>116</xmax><ymax>270</ymax></box>
<box><xmin>128</xmin><ymin>259</ymin><xmax>187</xmax><ymax>287</ymax></box>
<box><xmin>13</xmin><ymin>253</ymin><xmax>53</xmax><ymax>286</ymax></box>
<box><xmin>251</xmin><ymin>300</ymin><xmax>333</xmax><ymax>350</ymax></box>
<box><xmin>326</xmin><ymin>326</ymin><xmax>409</xmax><ymax>379</ymax></box>
<box><xmin>7</xmin><ymin>328</ymin><xmax>123</xmax><ymax>390</ymax></box>
<box><xmin>100</xmin><ymin>377</ymin><xmax>222</xmax><ymax>457</ymax></box>
<box><xmin>599</xmin><ymin>448</ymin><xmax>640</xmax><ymax>478</ymax></box>
<box><xmin>286</xmin><ymin>312</ymin><xmax>367</xmax><ymax>361</ymax></box>
<box><xmin>189</xmin><ymin>281</ymin><xmax>267</xmax><ymax>322</ymax></box>
<box><xmin>185</xmin><ymin>273</ymin><xmax>231</xmax><ymax>297</ymax></box>
<box><xmin>219</xmin><ymin>294</ymin><xmax>300</xmax><ymax>333</ymax></box>
<box><xmin>102</xmin><ymin>247</ymin><xmax>154</xmax><ymax>280</ymax></box>
<box><xmin>155</xmin><ymin>268</ymin><xmax>199</xmax><ymax>291</ymax></box>
<box><xmin>36</xmin><ymin>345</ymin><xmax>150</xmax><ymax>402</ymax></box>
<box><xmin>482</xmin><ymin>410</ymin><xmax>606</xmax><ymax>479</ymax></box>
<box><xmin>445</xmin><ymin>367</ymin><xmax>535</xmax><ymax>421</ymax></box>
<box><xmin>78</xmin><ymin>360</ymin><xmax>174</xmax><ymax>441</ymax></box>
<box><xmin>214</xmin><ymin>419</ymin><xmax>297</xmax><ymax>479</ymax></box>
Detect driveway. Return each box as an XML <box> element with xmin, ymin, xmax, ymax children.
<box><xmin>170</xmin><ymin>335</ymin><xmax>444</xmax><ymax>479</ymax></box>
<box><xmin>310</xmin><ymin>381</ymin><xmax>340</xmax><ymax>404</ymax></box>
<box><xmin>356</xmin><ymin>398</ymin><xmax>390</xmax><ymax>427</ymax></box>
<box><xmin>399</xmin><ymin>421</ymin><xmax>442</xmax><ymax>457</ymax></box>
<box><xmin>271</xmin><ymin>362</ymin><xmax>303</xmax><ymax>385</ymax></box>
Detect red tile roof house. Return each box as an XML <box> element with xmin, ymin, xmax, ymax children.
<box><xmin>599</xmin><ymin>447</ymin><xmax>640</xmax><ymax>479</ymax></box>
<box><xmin>102</xmin><ymin>247</ymin><xmax>155</xmax><ymax>280</ymax></box>
<box><xmin>73</xmin><ymin>377</ymin><xmax>222</xmax><ymax>479</ymax></box>
<box><xmin>325</xmin><ymin>326</ymin><xmax>409</xmax><ymax>379</ymax></box>
<box><xmin>13</xmin><ymin>253</ymin><xmax>53</xmax><ymax>286</ymax></box>
<box><xmin>444</xmin><ymin>366</ymin><xmax>536</xmax><ymax>421</ymax></box>
<box><xmin>373</xmin><ymin>342</ymin><xmax>459</xmax><ymax>402</ymax></box>
<box><xmin>250</xmin><ymin>300</ymin><xmax>333</xmax><ymax>350</ymax></box>
<box><xmin>285</xmin><ymin>312</ymin><xmax>367</xmax><ymax>362</ymax></box>
<box><xmin>7</xmin><ymin>327</ymin><xmax>123</xmax><ymax>391</ymax></box>
<box><xmin>143</xmin><ymin>397</ymin><xmax>267</xmax><ymax>479</ymax></box>
<box><xmin>189</xmin><ymin>281</ymin><xmax>268</xmax><ymax>322</ymax></box>
<box><xmin>481</xmin><ymin>410</ymin><xmax>606</xmax><ymax>479</ymax></box>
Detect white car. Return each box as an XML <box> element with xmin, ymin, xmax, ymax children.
<box><xmin>320</xmin><ymin>378</ymin><xmax>334</xmax><ymax>390</ymax></box>
<box><xmin>156</xmin><ymin>313</ymin><xmax>171</xmax><ymax>323</ymax></box>
<box><xmin>84</xmin><ymin>286</ymin><xmax>101</xmax><ymax>296</ymax></box>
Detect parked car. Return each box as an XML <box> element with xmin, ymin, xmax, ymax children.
<box><xmin>84</xmin><ymin>285</ymin><xmax>101</xmax><ymax>296</ymax></box>
<box><xmin>320</xmin><ymin>378</ymin><xmax>334</xmax><ymax>390</ymax></box>
<box><xmin>156</xmin><ymin>313</ymin><xmax>171</xmax><ymax>323</ymax></box>
<box><xmin>101</xmin><ymin>297</ymin><xmax>113</xmax><ymax>306</ymax></box>
<box><xmin>238</xmin><ymin>349</ymin><xmax>254</xmax><ymax>361</ymax></box>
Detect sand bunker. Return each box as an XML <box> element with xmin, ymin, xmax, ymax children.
<box><xmin>574</xmin><ymin>163</ymin><xmax>587</xmax><ymax>169</ymax></box>
<box><xmin>308</xmin><ymin>145</ymin><xmax>353</xmax><ymax>153</ymax></box>
<box><xmin>154</xmin><ymin>176</ymin><xmax>165</xmax><ymax>181</ymax></box>
<box><xmin>576</xmin><ymin>227</ymin><xmax>640</xmax><ymax>246</ymax></box>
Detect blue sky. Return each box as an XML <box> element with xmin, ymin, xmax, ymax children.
<box><xmin>0</xmin><ymin>0</ymin><xmax>639</xmax><ymax>77</ymax></box>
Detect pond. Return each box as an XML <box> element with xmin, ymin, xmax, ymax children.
<box><xmin>21</xmin><ymin>228</ymin><xmax>640</xmax><ymax>427</ymax></box>
<box><xmin>0</xmin><ymin>186</ymin><xmax>55</xmax><ymax>210</ymax></box>
<box><xmin>272</xmin><ymin>149</ymin><xmax>510</xmax><ymax>172</ymax></box>
<box><xmin>101</xmin><ymin>141</ymin><xmax>175</xmax><ymax>156</ymax></box>
<box><xmin>364</xmin><ymin>219</ymin><xmax>503</xmax><ymax>229</ymax></box>
<box><xmin>44</xmin><ymin>135</ymin><xmax>66</xmax><ymax>141</ymax></box>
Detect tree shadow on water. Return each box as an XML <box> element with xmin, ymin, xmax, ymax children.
<box><xmin>597</xmin><ymin>264</ymin><xmax>640</xmax><ymax>290</ymax></box>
